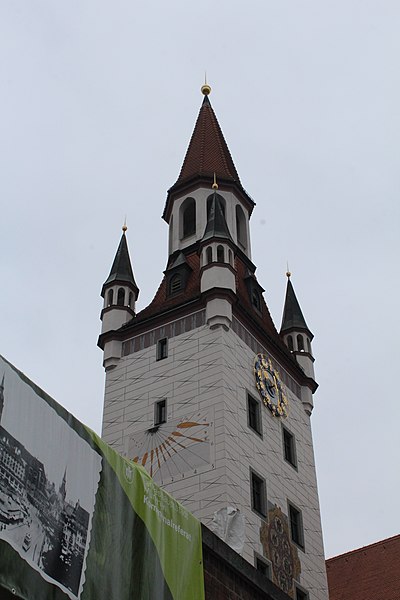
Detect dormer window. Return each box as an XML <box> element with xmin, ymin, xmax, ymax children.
<box><xmin>169</xmin><ymin>273</ymin><xmax>183</xmax><ymax>295</ymax></box>
<box><xmin>251</xmin><ymin>288</ymin><xmax>261</xmax><ymax>311</ymax></box>
<box><xmin>181</xmin><ymin>197</ymin><xmax>196</xmax><ymax>238</ymax></box>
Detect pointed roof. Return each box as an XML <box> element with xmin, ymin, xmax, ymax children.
<box><xmin>101</xmin><ymin>231</ymin><xmax>139</xmax><ymax>297</ymax></box>
<box><xmin>202</xmin><ymin>192</ymin><xmax>233</xmax><ymax>243</ymax></box>
<box><xmin>280</xmin><ymin>277</ymin><xmax>312</xmax><ymax>337</ymax></box>
<box><xmin>177</xmin><ymin>95</ymin><xmax>240</xmax><ymax>185</ymax></box>
<box><xmin>163</xmin><ymin>92</ymin><xmax>254</xmax><ymax>221</ymax></box>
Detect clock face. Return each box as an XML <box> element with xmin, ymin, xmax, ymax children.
<box><xmin>254</xmin><ymin>353</ymin><xmax>288</xmax><ymax>418</ymax></box>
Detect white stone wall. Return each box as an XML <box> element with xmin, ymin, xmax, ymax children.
<box><xmin>102</xmin><ymin>322</ymin><xmax>328</xmax><ymax>600</ymax></box>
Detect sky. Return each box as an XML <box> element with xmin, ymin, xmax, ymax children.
<box><xmin>1</xmin><ymin>0</ymin><xmax>399</xmax><ymax>559</ymax></box>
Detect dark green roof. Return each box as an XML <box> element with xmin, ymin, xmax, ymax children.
<box><xmin>280</xmin><ymin>278</ymin><xmax>312</xmax><ymax>336</ymax></box>
<box><xmin>102</xmin><ymin>233</ymin><xmax>139</xmax><ymax>297</ymax></box>
<box><xmin>202</xmin><ymin>192</ymin><xmax>233</xmax><ymax>242</ymax></box>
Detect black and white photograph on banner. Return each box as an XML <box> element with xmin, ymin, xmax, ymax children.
<box><xmin>0</xmin><ymin>358</ymin><xmax>102</xmax><ymax>600</ymax></box>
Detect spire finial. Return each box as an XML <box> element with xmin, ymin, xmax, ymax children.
<box><xmin>212</xmin><ymin>172</ymin><xmax>219</xmax><ymax>190</ymax></box>
<box><xmin>201</xmin><ymin>72</ymin><xmax>211</xmax><ymax>96</ymax></box>
<box><xmin>122</xmin><ymin>217</ymin><xmax>127</xmax><ymax>234</ymax></box>
<box><xmin>286</xmin><ymin>262</ymin><xmax>291</xmax><ymax>279</ymax></box>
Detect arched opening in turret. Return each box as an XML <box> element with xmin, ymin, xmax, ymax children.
<box><xmin>297</xmin><ymin>334</ymin><xmax>304</xmax><ymax>352</ymax></box>
<box><xmin>228</xmin><ymin>249</ymin><xmax>233</xmax><ymax>266</ymax></box>
<box><xmin>181</xmin><ymin>197</ymin><xmax>196</xmax><ymax>238</ymax></box>
<box><xmin>217</xmin><ymin>245</ymin><xmax>225</xmax><ymax>263</ymax></box>
<box><xmin>207</xmin><ymin>194</ymin><xmax>226</xmax><ymax>218</ymax></box>
<box><xmin>107</xmin><ymin>289</ymin><xmax>114</xmax><ymax>307</ymax></box>
<box><xmin>287</xmin><ymin>335</ymin><xmax>294</xmax><ymax>352</ymax></box>
<box><xmin>236</xmin><ymin>205</ymin><xmax>247</xmax><ymax>250</ymax></box>
<box><xmin>128</xmin><ymin>292</ymin><xmax>133</xmax><ymax>308</ymax></box>
<box><xmin>206</xmin><ymin>247</ymin><xmax>213</xmax><ymax>265</ymax></box>
<box><xmin>117</xmin><ymin>288</ymin><xmax>125</xmax><ymax>306</ymax></box>
<box><xmin>307</xmin><ymin>338</ymin><xmax>312</xmax><ymax>354</ymax></box>
<box><xmin>169</xmin><ymin>215</ymin><xmax>174</xmax><ymax>254</ymax></box>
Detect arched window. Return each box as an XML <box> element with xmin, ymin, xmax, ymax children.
<box><xmin>107</xmin><ymin>289</ymin><xmax>114</xmax><ymax>306</ymax></box>
<box><xmin>297</xmin><ymin>334</ymin><xmax>304</xmax><ymax>352</ymax></box>
<box><xmin>181</xmin><ymin>198</ymin><xmax>196</xmax><ymax>238</ymax></box>
<box><xmin>217</xmin><ymin>245</ymin><xmax>224</xmax><ymax>263</ymax></box>
<box><xmin>128</xmin><ymin>292</ymin><xmax>133</xmax><ymax>308</ymax></box>
<box><xmin>206</xmin><ymin>247</ymin><xmax>213</xmax><ymax>264</ymax></box>
<box><xmin>287</xmin><ymin>335</ymin><xmax>294</xmax><ymax>352</ymax></box>
<box><xmin>169</xmin><ymin>215</ymin><xmax>174</xmax><ymax>254</ymax></box>
<box><xmin>117</xmin><ymin>288</ymin><xmax>125</xmax><ymax>306</ymax></box>
<box><xmin>228</xmin><ymin>249</ymin><xmax>233</xmax><ymax>266</ymax></box>
<box><xmin>169</xmin><ymin>274</ymin><xmax>182</xmax><ymax>295</ymax></box>
<box><xmin>236</xmin><ymin>205</ymin><xmax>247</xmax><ymax>249</ymax></box>
<box><xmin>307</xmin><ymin>338</ymin><xmax>312</xmax><ymax>354</ymax></box>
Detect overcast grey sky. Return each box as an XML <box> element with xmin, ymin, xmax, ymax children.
<box><xmin>1</xmin><ymin>0</ymin><xmax>399</xmax><ymax>559</ymax></box>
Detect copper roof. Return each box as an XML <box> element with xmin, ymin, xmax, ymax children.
<box><xmin>326</xmin><ymin>535</ymin><xmax>400</xmax><ymax>600</ymax></box>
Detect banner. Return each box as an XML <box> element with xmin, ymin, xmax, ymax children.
<box><xmin>0</xmin><ymin>355</ymin><xmax>204</xmax><ymax>600</ymax></box>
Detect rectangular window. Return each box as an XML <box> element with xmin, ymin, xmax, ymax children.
<box><xmin>154</xmin><ymin>399</ymin><xmax>167</xmax><ymax>426</ymax></box>
<box><xmin>283</xmin><ymin>426</ymin><xmax>297</xmax><ymax>468</ymax></box>
<box><xmin>255</xmin><ymin>555</ymin><xmax>271</xmax><ymax>579</ymax></box>
<box><xmin>156</xmin><ymin>338</ymin><xmax>168</xmax><ymax>361</ymax></box>
<box><xmin>250</xmin><ymin>469</ymin><xmax>267</xmax><ymax>517</ymax></box>
<box><xmin>295</xmin><ymin>586</ymin><xmax>309</xmax><ymax>600</ymax></box>
<box><xmin>288</xmin><ymin>502</ymin><xmax>305</xmax><ymax>549</ymax></box>
<box><xmin>247</xmin><ymin>393</ymin><xmax>262</xmax><ymax>436</ymax></box>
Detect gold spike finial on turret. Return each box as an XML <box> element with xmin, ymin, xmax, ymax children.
<box><xmin>286</xmin><ymin>262</ymin><xmax>291</xmax><ymax>278</ymax></box>
<box><xmin>212</xmin><ymin>172</ymin><xmax>219</xmax><ymax>190</ymax></box>
<box><xmin>201</xmin><ymin>72</ymin><xmax>211</xmax><ymax>96</ymax></box>
<box><xmin>122</xmin><ymin>218</ymin><xmax>127</xmax><ymax>234</ymax></box>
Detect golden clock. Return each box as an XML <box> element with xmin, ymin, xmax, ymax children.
<box><xmin>254</xmin><ymin>353</ymin><xmax>288</xmax><ymax>417</ymax></box>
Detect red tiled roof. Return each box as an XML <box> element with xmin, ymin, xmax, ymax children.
<box><xmin>175</xmin><ymin>95</ymin><xmax>241</xmax><ymax>186</ymax></box>
<box><xmin>326</xmin><ymin>535</ymin><xmax>400</xmax><ymax>600</ymax></box>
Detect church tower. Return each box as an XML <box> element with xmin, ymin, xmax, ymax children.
<box><xmin>99</xmin><ymin>86</ymin><xmax>329</xmax><ymax>600</ymax></box>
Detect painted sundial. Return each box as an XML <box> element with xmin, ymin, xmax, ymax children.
<box><xmin>254</xmin><ymin>353</ymin><xmax>289</xmax><ymax>417</ymax></box>
<box><xmin>126</xmin><ymin>410</ymin><xmax>213</xmax><ymax>484</ymax></box>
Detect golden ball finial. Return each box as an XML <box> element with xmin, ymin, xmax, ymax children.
<box><xmin>122</xmin><ymin>221</ymin><xmax>128</xmax><ymax>233</ymax></box>
<box><xmin>286</xmin><ymin>271</ymin><xmax>291</xmax><ymax>278</ymax></box>
<box><xmin>201</xmin><ymin>83</ymin><xmax>211</xmax><ymax>96</ymax></box>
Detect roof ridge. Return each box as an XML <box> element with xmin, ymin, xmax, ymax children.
<box><xmin>326</xmin><ymin>534</ymin><xmax>400</xmax><ymax>562</ymax></box>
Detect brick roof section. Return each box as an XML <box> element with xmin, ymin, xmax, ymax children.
<box><xmin>326</xmin><ymin>535</ymin><xmax>400</xmax><ymax>600</ymax></box>
<box><xmin>175</xmin><ymin>95</ymin><xmax>241</xmax><ymax>186</ymax></box>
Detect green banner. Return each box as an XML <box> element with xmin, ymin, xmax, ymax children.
<box><xmin>0</xmin><ymin>355</ymin><xmax>204</xmax><ymax>600</ymax></box>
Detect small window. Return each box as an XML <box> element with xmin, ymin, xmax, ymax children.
<box><xmin>307</xmin><ymin>338</ymin><xmax>312</xmax><ymax>354</ymax></box>
<box><xmin>250</xmin><ymin>469</ymin><xmax>267</xmax><ymax>517</ymax></box>
<box><xmin>128</xmin><ymin>292</ymin><xmax>133</xmax><ymax>308</ymax></box>
<box><xmin>157</xmin><ymin>338</ymin><xmax>168</xmax><ymax>361</ymax></box>
<box><xmin>236</xmin><ymin>205</ymin><xmax>247</xmax><ymax>249</ymax></box>
<box><xmin>283</xmin><ymin>427</ymin><xmax>297</xmax><ymax>468</ymax></box>
<box><xmin>287</xmin><ymin>335</ymin><xmax>294</xmax><ymax>352</ymax></box>
<box><xmin>228</xmin><ymin>249</ymin><xmax>233</xmax><ymax>265</ymax></box>
<box><xmin>107</xmin><ymin>289</ymin><xmax>114</xmax><ymax>306</ymax></box>
<box><xmin>206</xmin><ymin>247</ymin><xmax>213</xmax><ymax>264</ymax></box>
<box><xmin>217</xmin><ymin>245</ymin><xmax>224</xmax><ymax>263</ymax></box>
<box><xmin>182</xmin><ymin>198</ymin><xmax>196</xmax><ymax>238</ymax></box>
<box><xmin>247</xmin><ymin>394</ymin><xmax>262</xmax><ymax>436</ymax></box>
<box><xmin>295</xmin><ymin>586</ymin><xmax>309</xmax><ymax>600</ymax></box>
<box><xmin>117</xmin><ymin>288</ymin><xmax>125</xmax><ymax>306</ymax></box>
<box><xmin>169</xmin><ymin>274</ymin><xmax>182</xmax><ymax>295</ymax></box>
<box><xmin>288</xmin><ymin>502</ymin><xmax>304</xmax><ymax>549</ymax></box>
<box><xmin>255</xmin><ymin>556</ymin><xmax>271</xmax><ymax>579</ymax></box>
<box><xmin>252</xmin><ymin>288</ymin><xmax>261</xmax><ymax>311</ymax></box>
<box><xmin>297</xmin><ymin>334</ymin><xmax>304</xmax><ymax>352</ymax></box>
<box><xmin>154</xmin><ymin>399</ymin><xmax>167</xmax><ymax>426</ymax></box>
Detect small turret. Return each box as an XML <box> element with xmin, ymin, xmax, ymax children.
<box><xmin>280</xmin><ymin>272</ymin><xmax>315</xmax><ymax>414</ymax></box>
<box><xmin>200</xmin><ymin>182</ymin><xmax>236</xmax><ymax>329</ymax></box>
<box><xmin>100</xmin><ymin>225</ymin><xmax>139</xmax><ymax>370</ymax></box>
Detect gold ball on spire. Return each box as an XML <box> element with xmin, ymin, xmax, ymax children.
<box><xmin>122</xmin><ymin>223</ymin><xmax>128</xmax><ymax>233</ymax></box>
<box><xmin>201</xmin><ymin>83</ymin><xmax>211</xmax><ymax>96</ymax></box>
<box><xmin>286</xmin><ymin>270</ymin><xmax>291</xmax><ymax>279</ymax></box>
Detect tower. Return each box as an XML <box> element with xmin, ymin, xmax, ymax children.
<box><xmin>99</xmin><ymin>86</ymin><xmax>329</xmax><ymax>600</ymax></box>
